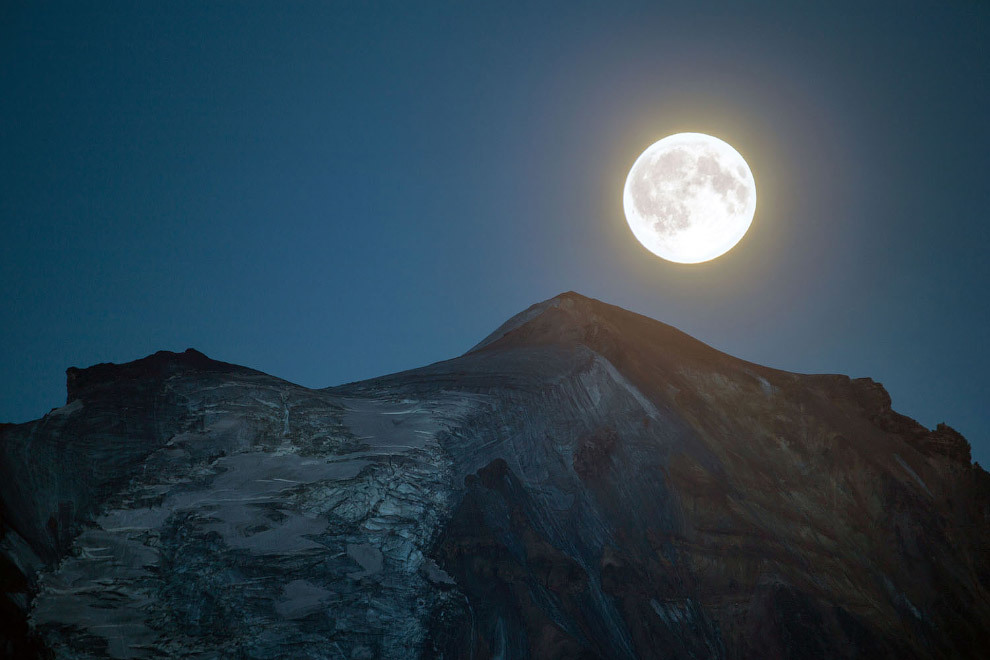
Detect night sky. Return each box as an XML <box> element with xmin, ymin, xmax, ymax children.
<box><xmin>2</xmin><ymin>2</ymin><xmax>988</xmax><ymax>463</ymax></box>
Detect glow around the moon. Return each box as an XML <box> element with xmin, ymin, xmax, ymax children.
<box><xmin>623</xmin><ymin>132</ymin><xmax>756</xmax><ymax>264</ymax></box>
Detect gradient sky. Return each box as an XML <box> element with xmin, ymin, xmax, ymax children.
<box><xmin>2</xmin><ymin>2</ymin><xmax>988</xmax><ymax>463</ymax></box>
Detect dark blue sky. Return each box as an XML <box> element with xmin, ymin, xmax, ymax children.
<box><xmin>2</xmin><ymin>2</ymin><xmax>988</xmax><ymax>462</ymax></box>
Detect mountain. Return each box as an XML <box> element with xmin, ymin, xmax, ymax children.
<box><xmin>2</xmin><ymin>292</ymin><xmax>988</xmax><ymax>659</ymax></box>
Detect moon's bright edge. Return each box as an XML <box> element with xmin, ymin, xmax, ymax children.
<box><xmin>623</xmin><ymin>133</ymin><xmax>756</xmax><ymax>264</ymax></box>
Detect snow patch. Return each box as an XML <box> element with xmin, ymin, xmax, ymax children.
<box><xmin>894</xmin><ymin>454</ymin><xmax>932</xmax><ymax>498</ymax></box>
<box><xmin>48</xmin><ymin>399</ymin><xmax>83</xmax><ymax>417</ymax></box>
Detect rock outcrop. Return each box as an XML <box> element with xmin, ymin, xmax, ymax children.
<box><xmin>2</xmin><ymin>292</ymin><xmax>988</xmax><ymax>658</ymax></box>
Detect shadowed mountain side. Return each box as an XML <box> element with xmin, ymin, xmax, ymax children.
<box><xmin>336</xmin><ymin>292</ymin><xmax>990</xmax><ymax>658</ymax></box>
<box><xmin>2</xmin><ymin>293</ymin><xmax>988</xmax><ymax>659</ymax></box>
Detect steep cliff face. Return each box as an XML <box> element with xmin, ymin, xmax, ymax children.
<box><xmin>2</xmin><ymin>293</ymin><xmax>988</xmax><ymax>659</ymax></box>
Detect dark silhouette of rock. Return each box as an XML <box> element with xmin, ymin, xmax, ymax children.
<box><xmin>1</xmin><ymin>292</ymin><xmax>988</xmax><ymax>658</ymax></box>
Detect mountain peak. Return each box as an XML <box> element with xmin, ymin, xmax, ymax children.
<box><xmin>65</xmin><ymin>348</ymin><xmax>242</xmax><ymax>404</ymax></box>
<box><xmin>467</xmin><ymin>291</ymin><xmax>602</xmax><ymax>353</ymax></box>
<box><xmin>4</xmin><ymin>295</ymin><xmax>988</xmax><ymax>659</ymax></box>
<box><xmin>468</xmin><ymin>290</ymin><xmax>732</xmax><ymax>372</ymax></box>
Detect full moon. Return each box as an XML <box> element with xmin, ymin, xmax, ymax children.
<box><xmin>623</xmin><ymin>132</ymin><xmax>756</xmax><ymax>264</ymax></box>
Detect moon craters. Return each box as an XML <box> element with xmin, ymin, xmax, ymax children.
<box><xmin>623</xmin><ymin>133</ymin><xmax>757</xmax><ymax>263</ymax></box>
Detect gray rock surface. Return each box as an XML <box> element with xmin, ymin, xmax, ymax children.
<box><xmin>2</xmin><ymin>292</ymin><xmax>989</xmax><ymax>658</ymax></box>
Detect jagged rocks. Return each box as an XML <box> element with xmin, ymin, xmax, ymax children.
<box><xmin>921</xmin><ymin>423</ymin><xmax>972</xmax><ymax>463</ymax></box>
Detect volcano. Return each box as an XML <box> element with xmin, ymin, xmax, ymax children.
<box><xmin>2</xmin><ymin>292</ymin><xmax>988</xmax><ymax>659</ymax></box>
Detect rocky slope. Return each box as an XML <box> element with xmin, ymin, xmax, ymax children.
<box><xmin>2</xmin><ymin>292</ymin><xmax>988</xmax><ymax>659</ymax></box>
